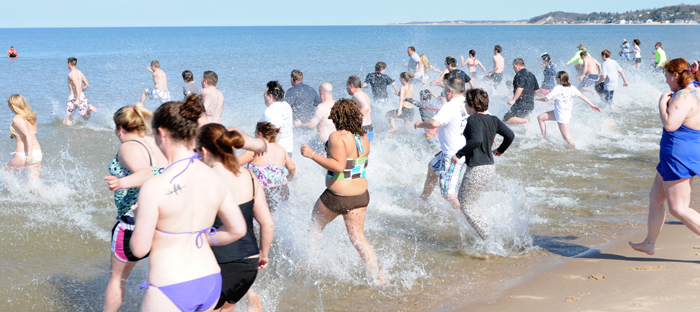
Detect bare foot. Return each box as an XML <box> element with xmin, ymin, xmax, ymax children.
<box><xmin>540</xmin><ymin>137</ymin><xmax>547</xmax><ymax>142</ymax></box>
<box><xmin>88</xmin><ymin>104</ymin><xmax>98</xmax><ymax>113</ymax></box>
<box><xmin>629</xmin><ymin>240</ymin><xmax>655</xmax><ymax>255</ymax></box>
<box><xmin>386</xmin><ymin>129</ymin><xmax>397</xmax><ymax>134</ymax></box>
<box><xmin>376</xmin><ymin>272</ymin><xmax>387</xmax><ymax>285</ymax></box>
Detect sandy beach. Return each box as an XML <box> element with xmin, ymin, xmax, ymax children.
<box><xmin>447</xmin><ymin>180</ymin><xmax>700</xmax><ymax>311</ymax></box>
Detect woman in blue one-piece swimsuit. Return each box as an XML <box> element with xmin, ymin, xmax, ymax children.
<box><xmin>130</xmin><ymin>95</ymin><xmax>247</xmax><ymax>312</ymax></box>
<box><xmin>630</xmin><ymin>58</ymin><xmax>700</xmax><ymax>255</ymax></box>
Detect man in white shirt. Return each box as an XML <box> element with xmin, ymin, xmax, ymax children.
<box><xmin>407</xmin><ymin>46</ymin><xmax>423</xmax><ymax>81</ymax></box>
<box><xmin>595</xmin><ymin>49</ymin><xmax>629</xmax><ymax>104</ymax></box>
<box><xmin>414</xmin><ymin>77</ymin><xmax>468</xmax><ymax>210</ymax></box>
<box><xmin>261</xmin><ymin>81</ymin><xmax>294</xmax><ymax>155</ymax></box>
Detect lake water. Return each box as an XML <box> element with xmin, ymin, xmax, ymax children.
<box><xmin>0</xmin><ymin>25</ymin><xmax>697</xmax><ymax>311</ymax></box>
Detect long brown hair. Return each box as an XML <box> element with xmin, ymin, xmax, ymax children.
<box><xmin>664</xmin><ymin>58</ymin><xmax>700</xmax><ymax>89</ymax></box>
<box><xmin>197</xmin><ymin>123</ymin><xmax>245</xmax><ymax>174</ymax></box>
<box><xmin>330</xmin><ymin>98</ymin><xmax>365</xmax><ymax>135</ymax></box>
<box><xmin>256</xmin><ymin>122</ymin><xmax>280</xmax><ymax>143</ymax></box>
<box><xmin>152</xmin><ymin>94</ymin><xmax>204</xmax><ymax>143</ymax></box>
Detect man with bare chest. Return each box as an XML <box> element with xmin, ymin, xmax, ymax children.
<box><xmin>141</xmin><ymin>60</ymin><xmax>171</xmax><ymax>104</ymax></box>
<box><xmin>65</xmin><ymin>57</ymin><xmax>97</xmax><ymax>126</ymax></box>
<box><xmin>346</xmin><ymin>76</ymin><xmax>374</xmax><ymax>141</ymax></box>
<box><xmin>200</xmin><ymin>71</ymin><xmax>225</xmax><ymax>124</ymax></box>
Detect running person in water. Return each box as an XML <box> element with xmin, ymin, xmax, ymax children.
<box><xmin>451</xmin><ymin>89</ymin><xmax>514</xmax><ymax>240</ymax></box>
<box><xmin>7</xmin><ymin>94</ymin><xmax>42</xmax><ymax>179</ymax></box>
<box><xmin>196</xmin><ymin>123</ymin><xmax>274</xmax><ymax>312</ymax></box>
<box><xmin>300</xmin><ymin>98</ymin><xmax>385</xmax><ymax>285</ymax></box>
<box><xmin>630</xmin><ymin>59</ymin><xmax>700</xmax><ymax>256</ymax></box>
<box><xmin>566</xmin><ymin>44</ymin><xmax>587</xmax><ymax>77</ymax></box>
<box><xmin>539</xmin><ymin>53</ymin><xmax>556</xmax><ymax>95</ymax></box>
<box><xmin>130</xmin><ymin>95</ymin><xmax>246</xmax><ymax>312</ymax></box>
<box><xmin>141</xmin><ymin>60</ymin><xmax>171</xmax><ymax>104</ymax></box>
<box><xmin>347</xmin><ymin>76</ymin><xmax>374</xmax><ymax>141</ymax></box>
<box><xmin>485</xmin><ymin>45</ymin><xmax>505</xmax><ymax>89</ymax></box>
<box><xmin>238</xmin><ymin>122</ymin><xmax>296</xmax><ymax>211</ymax></box>
<box><xmin>294</xmin><ymin>83</ymin><xmax>337</xmax><ymax>145</ymax></box>
<box><xmin>66</xmin><ymin>57</ymin><xmax>97</xmax><ymax>126</ymax></box>
<box><xmin>536</xmin><ymin>71</ymin><xmax>600</xmax><ymax>148</ymax></box>
<box><xmin>201</xmin><ymin>71</ymin><xmax>225</xmax><ymax>124</ymax></box>
<box><xmin>419</xmin><ymin>54</ymin><xmax>444</xmax><ymax>84</ymax></box>
<box><xmin>578</xmin><ymin>51</ymin><xmax>602</xmax><ymax>95</ymax></box>
<box><xmin>632</xmin><ymin>39</ymin><xmax>642</xmax><ymax>70</ymax></box>
<box><xmin>102</xmin><ymin>102</ymin><xmax>168</xmax><ymax>312</ymax></box>
<box><xmin>386</xmin><ymin>72</ymin><xmax>415</xmax><ymax>133</ymax></box>
<box><xmin>650</xmin><ymin>42</ymin><xmax>667</xmax><ymax>71</ymax></box>
<box><xmin>460</xmin><ymin>50</ymin><xmax>488</xmax><ymax>84</ymax></box>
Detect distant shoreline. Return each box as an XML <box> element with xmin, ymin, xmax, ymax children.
<box><xmin>389</xmin><ymin>22</ymin><xmax>695</xmax><ymax>26</ymax></box>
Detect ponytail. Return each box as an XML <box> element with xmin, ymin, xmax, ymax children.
<box><xmin>197</xmin><ymin>123</ymin><xmax>245</xmax><ymax>174</ymax></box>
<box><xmin>114</xmin><ymin>102</ymin><xmax>153</xmax><ymax>135</ymax></box>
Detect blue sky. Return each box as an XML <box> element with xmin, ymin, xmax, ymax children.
<box><xmin>2</xmin><ymin>0</ymin><xmax>696</xmax><ymax>28</ymax></box>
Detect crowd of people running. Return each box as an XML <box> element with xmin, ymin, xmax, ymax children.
<box><xmin>6</xmin><ymin>37</ymin><xmax>700</xmax><ymax>311</ymax></box>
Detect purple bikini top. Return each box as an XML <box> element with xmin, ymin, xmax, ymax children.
<box><xmin>156</xmin><ymin>226</ymin><xmax>218</xmax><ymax>249</ymax></box>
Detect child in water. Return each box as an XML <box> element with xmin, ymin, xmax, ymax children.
<box><xmin>407</xmin><ymin>89</ymin><xmax>441</xmax><ymax>147</ymax></box>
<box><xmin>536</xmin><ymin>71</ymin><xmax>600</xmax><ymax>148</ymax></box>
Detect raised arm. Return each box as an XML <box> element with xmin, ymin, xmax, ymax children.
<box><xmin>460</xmin><ymin>55</ymin><xmax>468</xmax><ymax>67</ymax></box>
<box><xmin>226</xmin><ymin>127</ymin><xmax>267</xmax><ymax>153</ymax></box>
<box><xmin>431</xmin><ymin>69</ymin><xmax>449</xmax><ymax>85</ymax></box>
<box><xmin>414</xmin><ymin>118</ymin><xmax>441</xmax><ymax>130</ymax></box>
<box><xmin>236</xmin><ymin>150</ymin><xmax>255</xmax><ymax>166</ymax></box>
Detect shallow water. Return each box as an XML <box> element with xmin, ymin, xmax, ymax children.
<box><xmin>0</xmin><ymin>25</ymin><xmax>696</xmax><ymax>310</ymax></box>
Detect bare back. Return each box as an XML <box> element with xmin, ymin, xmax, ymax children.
<box><xmin>494</xmin><ymin>54</ymin><xmax>504</xmax><ymax>74</ymax></box>
<box><xmin>400</xmin><ymin>83</ymin><xmax>415</xmax><ymax>109</ymax></box>
<box><xmin>201</xmin><ymin>87</ymin><xmax>225</xmax><ymax>124</ymax></box>
<box><xmin>315</xmin><ymin>100</ymin><xmax>337</xmax><ymax>143</ymax></box>
<box><xmin>153</xmin><ymin>68</ymin><xmax>168</xmax><ymax>91</ymax></box>
<box><xmin>352</xmin><ymin>90</ymin><xmax>372</xmax><ymax>126</ymax></box>
<box><xmin>10</xmin><ymin>114</ymin><xmax>40</xmax><ymax>154</ymax></box>
<box><xmin>584</xmin><ymin>57</ymin><xmax>601</xmax><ymax>75</ymax></box>
<box><xmin>67</xmin><ymin>69</ymin><xmax>87</xmax><ymax>97</ymax></box>
<box><xmin>669</xmin><ymin>85</ymin><xmax>700</xmax><ymax>130</ymax></box>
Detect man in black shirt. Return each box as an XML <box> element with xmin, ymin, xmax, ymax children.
<box><xmin>363</xmin><ymin>62</ymin><xmax>398</xmax><ymax>102</ymax></box>
<box><xmin>432</xmin><ymin>56</ymin><xmax>475</xmax><ymax>91</ymax></box>
<box><xmin>286</xmin><ymin>69</ymin><xmax>321</xmax><ymax>123</ymax></box>
<box><xmin>504</xmin><ymin>58</ymin><xmax>539</xmax><ymax>124</ymax></box>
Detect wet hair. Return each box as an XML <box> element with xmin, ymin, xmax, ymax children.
<box><xmin>664</xmin><ymin>58</ymin><xmax>700</xmax><ymax>89</ymax></box>
<box><xmin>513</xmin><ymin>58</ymin><xmax>525</xmax><ymax>66</ymax></box>
<box><xmin>151</xmin><ymin>60</ymin><xmax>160</xmax><ymax>68</ymax></box>
<box><xmin>203</xmin><ymin>71</ymin><xmax>218</xmax><ymax>86</ymax></box>
<box><xmin>446</xmin><ymin>77</ymin><xmax>465</xmax><ymax>94</ymax></box>
<box><xmin>465</xmin><ymin>88</ymin><xmax>489</xmax><ymax>112</ymax></box>
<box><xmin>182</xmin><ymin>70</ymin><xmax>194</xmax><ymax>82</ymax></box>
<box><xmin>494</xmin><ymin>45</ymin><xmax>502</xmax><ymax>53</ymax></box>
<box><xmin>541</xmin><ymin>53</ymin><xmax>551</xmax><ymax>63</ymax></box>
<box><xmin>420</xmin><ymin>89</ymin><xmax>432</xmax><ymax>101</ymax></box>
<box><xmin>114</xmin><ymin>102</ymin><xmax>153</xmax><ymax>135</ymax></box>
<box><xmin>556</xmin><ymin>71</ymin><xmax>571</xmax><ymax>87</ymax></box>
<box><xmin>408</xmin><ymin>46</ymin><xmax>416</xmax><ymax>52</ymax></box>
<box><xmin>152</xmin><ymin>94</ymin><xmax>204</xmax><ymax>143</ymax></box>
<box><xmin>375</xmin><ymin>62</ymin><xmax>387</xmax><ymax>72</ymax></box>
<box><xmin>329</xmin><ymin>98</ymin><xmax>365</xmax><ymax>136</ymax></box>
<box><xmin>633</xmin><ymin>39</ymin><xmax>641</xmax><ymax>46</ymax></box>
<box><xmin>400</xmin><ymin>72</ymin><xmax>415</xmax><ymax>82</ymax></box>
<box><xmin>347</xmin><ymin>76</ymin><xmax>361</xmax><ymax>88</ymax></box>
<box><xmin>7</xmin><ymin>94</ymin><xmax>37</xmax><ymax>125</ymax></box>
<box><xmin>445</xmin><ymin>56</ymin><xmax>458</xmax><ymax>68</ymax></box>
<box><xmin>469</xmin><ymin>50</ymin><xmax>476</xmax><ymax>57</ymax></box>
<box><xmin>68</xmin><ymin>57</ymin><xmax>77</xmax><ymax>66</ymax></box>
<box><xmin>601</xmin><ymin>50</ymin><xmax>611</xmax><ymax>58</ymax></box>
<box><xmin>256</xmin><ymin>121</ymin><xmax>280</xmax><ymax>143</ymax></box>
<box><xmin>291</xmin><ymin>69</ymin><xmax>303</xmax><ymax>83</ymax></box>
<box><xmin>580</xmin><ymin>51</ymin><xmax>588</xmax><ymax>57</ymax></box>
<box><xmin>265</xmin><ymin>81</ymin><xmax>285</xmax><ymax>101</ymax></box>
<box><xmin>197</xmin><ymin>123</ymin><xmax>245</xmax><ymax>174</ymax></box>
<box><xmin>656</xmin><ymin>42</ymin><xmax>663</xmax><ymax>49</ymax></box>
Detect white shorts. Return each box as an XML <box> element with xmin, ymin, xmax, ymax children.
<box><xmin>554</xmin><ymin>108</ymin><xmax>571</xmax><ymax>124</ymax></box>
<box><xmin>429</xmin><ymin>151</ymin><xmax>466</xmax><ymax>198</ymax></box>
<box><xmin>66</xmin><ymin>94</ymin><xmax>89</xmax><ymax>117</ymax></box>
<box><xmin>145</xmin><ymin>88</ymin><xmax>171</xmax><ymax>103</ymax></box>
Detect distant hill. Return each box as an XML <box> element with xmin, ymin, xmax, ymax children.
<box><xmin>394</xmin><ymin>4</ymin><xmax>700</xmax><ymax>25</ymax></box>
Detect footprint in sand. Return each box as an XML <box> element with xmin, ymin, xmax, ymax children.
<box><xmin>691</xmin><ymin>278</ymin><xmax>700</xmax><ymax>286</ymax></box>
<box><xmin>656</xmin><ymin>294</ymin><xmax>697</xmax><ymax>301</ymax></box>
<box><xmin>508</xmin><ymin>295</ymin><xmax>545</xmax><ymax>300</ymax></box>
<box><xmin>562</xmin><ymin>275</ymin><xmax>584</xmax><ymax>279</ymax></box>
<box><xmin>630</xmin><ymin>266</ymin><xmax>669</xmax><ymax>271</ymax></box>
<box><xmin>565</xmin><ymin>292</ymin><xmax>590</xmax><ymax>303</ymax></box>
<box><xmin>693</xmin><ymin>246</ymin><xmax>700</xmax><ymax>249</ymax></box>
<box><xmin>588</xmin><ymin>274</ymin><xmax>604</xmax><ymax>280</ymax></box>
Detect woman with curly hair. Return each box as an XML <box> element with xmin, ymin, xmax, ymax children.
<box><xmin>300</xmin><ymin>98</ymin><xmax>385</xmax><ymax>285</ymax></box>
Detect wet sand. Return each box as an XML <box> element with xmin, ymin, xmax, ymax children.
<box><xmin>452</xmin><ymin>180</ymin><xmax>700</xmax><ymax>311</ymax></box>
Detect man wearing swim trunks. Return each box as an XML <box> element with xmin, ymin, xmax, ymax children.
<box><xmin>66</xmin><ymin>57</ymin><xmax>97</xmax><ymax>126</ymax></box>
<box><xmin>485</xmin><ymin>45</ymin><xmax>505</xmax><ymax>89</ymax></box>
<box><xmin>347</xmin><ymin>76</ymin><xmax>374</xmax><ymax>142</ymax></box>
<box><xmin>578</xmin><ymin>51</ymin><xmax>602</xmax><ymax>94</ymax></box>
<box><xmin>140</xmin><ymin>60</ymin><xmax>170</xmax><ymax>104</ymax></box>
<box><xmin>415</xmin><ymin>77</ymin><xmax>468</xmax><ymax>210</ymax></box>
<box><xmin>504</xmin><ymin>58</ymin><xmax>539</xmax><ymax>124</ymax></box>
<box><xmin>201</xmin><ymin>71</ymin><xmax>225</xmax><ymax>124</ymax></box>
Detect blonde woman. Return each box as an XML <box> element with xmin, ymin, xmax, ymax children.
<box><xmin>420</xmin><ymin>54</ymin><xmax>443</xmax><ymax>84</ymax></box>
<box><xmin>7</xmin><ymin>94</ymin><xmax>41</xmax><ymax>179</ymax></box>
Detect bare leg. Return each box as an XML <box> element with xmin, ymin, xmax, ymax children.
<box><xmin>386</xmin><ymin>110</ymin><xmax>397</xmax><ymax>133</ymax></box>
<box><xmin>246</xmin><ymin>291</ymin><xmax>262</xmax><ymax>312</ymax></box>
<box><xmin>27</xmin><ymin>162</ymin><xmax>41</xmax><ymax>180</ymax></box>
<box><xmin>537</xmin><ymin>111</ymin><xmax>555</xmax><ymax>140</ymax></box>
<box><xmin>6</xmin><ymin>154</ymin><xmax>24</xmax><ymax>172</ymax></box>
<box><xmin>65</xmin><ymin>113</ymin><xmax>73</xmax><ymax>126</ymax></box>
<box><xmin>446</xmin><ymin>197</ymin><xmax>460</xmax><ymax>210</ymax></box>
<box><xmin>141</xmin><ymin>89</ymin><xmax>148</xmax><ymax>104</ymax></box>
<box><xmin>420</xmin><ymin>164</ymin><xmax>438</xmax><ymax>201</ymax></box>
<box><xmin>557</xmin><ymin>122</ymin><xmax>575</xmax><ymax>148</ymax></box>
<box><xmin>666</xmin><ymin>177</ymin><xmax>700</xmax><ymax>235</ymax></box>
<box><xmin>630</xmin><ymin>173</ymin><xmax>667</xmax><ymax>255</ymax></box>
<box><xmin>310</xmin><ymin>198</ymin><xmax>339</xmax><ymax>237</ymax></box>
<box><xmin>505</xmin><ymin>116</ymin><xmax>530</xmax><ymax>124</ymax></box>
<box><xmin>343</xmin><ymin>207</ymin><xmax>386</xmax><ymax>284</ymax></box>
<box><xmin>103</xmin><ymin>254</ymin><xmax>138</xmax><ymax>312</ymax></box>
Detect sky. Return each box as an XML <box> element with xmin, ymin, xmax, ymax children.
<box><xmin>2</xmin><ymin>0</ymin><xmax>697</xmax><ymax>28</ymax></box>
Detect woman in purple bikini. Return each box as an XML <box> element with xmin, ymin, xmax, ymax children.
<box><xmin>130</xmin><ymin>95</ymin><xmax>247</xmax><ymax>312</ymax></box>
<box><xmin>630</xmin><ymin>59</ymin><xmax>700</xmax><ymax>255</ymax></box>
